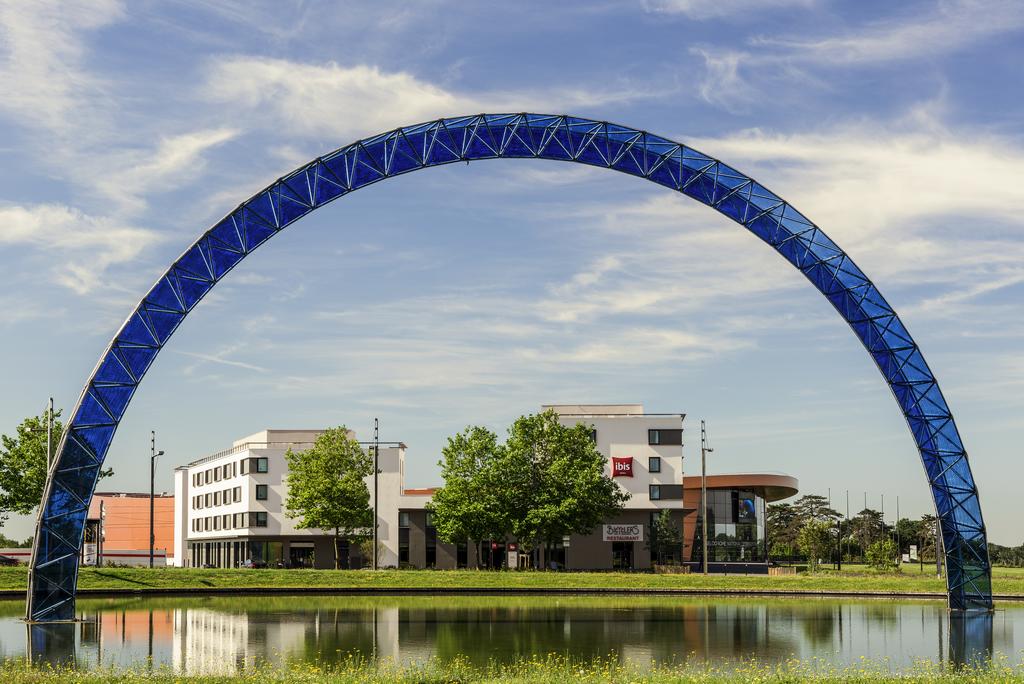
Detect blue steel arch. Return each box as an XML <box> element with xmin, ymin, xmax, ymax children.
<box><xmin>27</xmin><ymin>113</ymin><xmax>991</xmax><ymax>620</ymax></box>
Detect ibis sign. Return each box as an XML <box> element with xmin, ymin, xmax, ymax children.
<box><xmin>611</xmin><ymin>457</ymin><xmax>634</xmax><ymax>477</ymax></box>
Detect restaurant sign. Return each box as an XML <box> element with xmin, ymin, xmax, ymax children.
<box><xmin>603</xmin><ymin>523</ymin><xmax>643</xmax><ymax>542</ymax></box>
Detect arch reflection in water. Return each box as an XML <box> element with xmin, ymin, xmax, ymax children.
<box><xmin>7</xmin><ymin>597</ymin><xmax>1008</xmax><ymax>674</ymax></box>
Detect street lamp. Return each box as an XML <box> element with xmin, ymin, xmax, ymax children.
<box><xmin>700</xmin><ymin>420</ymin><xmax>714</xmax><ymax>576</ymax></box>
<box><xmin>150</xmin><ymin>431</ymin><xmax>164</xmax><ymax>569</ymax></box>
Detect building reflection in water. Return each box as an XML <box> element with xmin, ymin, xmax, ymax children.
<box><xmin>12</xmin><ymin>598</ymin><xmax>1005</xmax><ymax>674</ymax></box>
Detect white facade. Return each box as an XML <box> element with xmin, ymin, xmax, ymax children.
<box><xmin>545</xmin><ymin>404</ymin><xmax>685</xmax><ymax>509</ymax></box>
<box><xmin>173</xmin><ymin>429</ymin><xmax>403</xmax><ymax>568</ymax></box>
<box><xmin>173</xmin><ymin>405</ymin><xmax>685</xmax><ymax>570</ymax></box>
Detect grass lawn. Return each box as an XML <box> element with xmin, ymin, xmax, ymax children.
<box><xmin>1</xmin><ymin>656</ymin><xmax>1022</xmax><ymax>683</ymax></box>
<box><xmin>1</xmin><ymin>564</ymin><xmax>1021</xmax><ymax>596</ymax></box>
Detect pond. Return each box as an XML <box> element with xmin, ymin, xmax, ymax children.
<box><xmin>0</xmin><ymin>595</ymin><xmax>1012</xmax><ymax>674</ymax></box>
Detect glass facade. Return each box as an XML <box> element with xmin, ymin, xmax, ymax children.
<box><xmin>693</xmin><ymin>489</ymin><xmax>766</xmax><ymax>563</ymax></box>
<box><xmin>27</xmin><ymin>113</ymin><xmax>992</xmax><ymax>620</ymax></box>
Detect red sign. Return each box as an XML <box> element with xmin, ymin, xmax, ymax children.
<box><xmin>612</xmin><ymin>457</ymin><xmax>634</xmax><ymax>477</ymax></box>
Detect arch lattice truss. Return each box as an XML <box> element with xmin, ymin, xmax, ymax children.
<box><xmin>28</xmin><ymin>114</ymin><xmax>991</xmax><ymax>620</ymax></box>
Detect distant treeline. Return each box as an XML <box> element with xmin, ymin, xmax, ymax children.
<box><xmin>988</xmin><ymin>543</ymin><xmax>1024</xmax><ymax>567</ymax></box>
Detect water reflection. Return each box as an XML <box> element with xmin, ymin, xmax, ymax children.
<box><xmin>0</xmin><ymin>596</ymin><xmax>1009</xmax><ymax>674</ymax></box>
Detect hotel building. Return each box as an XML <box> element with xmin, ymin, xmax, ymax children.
<box><xmin>172</xmin><ymin>405</ymin><xmax>797</xmax><ymax>572</ymax></box>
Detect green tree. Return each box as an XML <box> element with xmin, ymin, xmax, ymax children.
<box><xmin>866</xmin><ymin>537</ymin><xmax>898</xmax><ymax>571</ymax></box>
<box><xmin>797</xmin><ymin>519</ymin><xmax>833</xmax><ymax>572</ymax></box>
<box><xmin>792</xmin><ymin>494</ymin><xmax>841</xmax><ymax>524</ymax></box>
<box><xmin>894</xmin><ymin>517</ymin><xmax>923</xmax><ymax>555</ymax></box>
<box><xmin>431</xmin><ymin>411</ymin><xmax>629</xmax><ymax>568</ymax></box>
<box><xmin>502</xmin><ymin>411</ymin><xmax>629</xmax><ymax>562</ymax></box>
<box><xmin>767</xmin><ymin>503</ymin><xmax>800</xmax><ymax>558</ymax></box>
<box><xmin>648</xmin><ymin>509</ymin><xmax>683</xmax><ymax>565</ymax></box>
<box><xmin>0</xmin><ymin>410</ymin><xmax>112</xmax><ymax>524</ymax></box>
<box><xmin>428</xmin><ymin>426</ymin><xmax>509</xmax><ymax>562</ymax></box>
<box><xmin>284</xmin><ymin>427</ymin><xmax>373</xmax><ymax>569</ymax></box>
<box><xmin>0</xmin><ymin>533</ymin><xmax>31</xmax><ymax>548</ymax></box>
<box><xmin>850</xmin><ymin>508</ymin><xmax>886</xmax><ymax>559</ymax></box>
<box><xmin>918</xmin><ymin>513</ymin><xmax>939</xmax><ymax>561</ymax></box>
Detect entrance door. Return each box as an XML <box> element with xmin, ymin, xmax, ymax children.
<box><xmin>289</xmin><ymin>544</ymin><xmax>315</xmax><ymax>568</ymax></box>
<box><xmin>612</xmin><ymin>541</ymin><xmax>634</xmax><ymax>570</ymax></box>
<box><xmin>483</xmin><ymin>540</ymin><xmax>507</xmax><ymax>569</ymax></box>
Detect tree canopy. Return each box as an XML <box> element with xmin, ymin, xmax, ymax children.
<box><xmin>797</xmin><ymin>518</ymin><xmax>833</xmax><ymax>572</ymax></box>
<box><xmin>429</xmin><ymin>426</ymin><xmax>508</xmax><ymax>545</ymax></box>
<box><xmin>429</xmin><ymin>410</ymin><xmax>629</xmax><ymax>562</ymax></box>
<box><xmin>284</xmin><ymin>427</ymin><xmax>373</xmax><ymax>569</ymax></box>
<box><xmin>0</xmin><ymin>410</ymin><xmax>112</xmax><ymax>525</ymax></box>
<box><xmin>648</xmin><ymin>509</ymin><xmax>683</xmax><ymax>565</ymax></box>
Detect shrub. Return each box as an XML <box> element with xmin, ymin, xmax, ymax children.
<box><xmin>866</xmin><ymin>538</ymin><xmax>898</xmax><ymax>571</ymax></box>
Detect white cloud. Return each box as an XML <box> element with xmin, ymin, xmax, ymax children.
<box><xmin>202</xmin><ymin>57</ymin><xmax>653</xmax><ymax>141</ymax></box>
<box><xmin>0</xmin><ymin>0</ymin><xmax>123</xmax><ymax>134</ymax></box>
<box><xmin>754</xmin><ymin>0</ymin><xmax>1024</xmax><ymax>65</ymax></box>
<box><xmin>682</xmin><ymin>116</ymin><xmax>1024</xmax><ymax>299</ymax></box>
<box><xmin>90</xmin><ymin>127</ymin><xmax>239</xmax><ymax>214</ymax></box>
<box><xmin>695</xmin><ymin>0</ymin><xmax>1024</xmax><ymax>108</ymax></box>
<box><xmin>0</xmin><ymin>203</ymin><xmax>161</xmax><ymax>293</ymax></box>
<box><xmin>644</xmin><ymin>0</ymin><xmax>815</xmax><ymax>20</ymax></box>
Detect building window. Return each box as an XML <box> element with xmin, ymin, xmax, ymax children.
<box><xmin>425</xmin><ymin>511</ymin><xmax>435</xmax><ymax>528</ymax></box>
<box><xmin>255</xmin><ymin>457</ymin><xmax>268</xmax><ymax>473</ymax></box>
<box><xmin>399</xmin><ymin>512</ymin><xmax>410</xmax><ymax>528</ymax></box>
<box><xmin>214</xmin><ymin>468</ymin><xmax>221</xmax><ymax>482</ymax></box>
<box><xmin>233</xmin><ymin>486</ymin><xmax>241</xmax><ymax>503</ymax></box>
<box><xmin>213</xmin><ymin>516</ymin><xmax>221</xmax><ymax>531</ymax></box>
<box><xmin>223</xmin><ymin>514</ymin><xmax>231</xmax><ymax>529</ymax></box>
<box><xmin>214</xmin><ymin>491</ymin><xmax>221</xmax><ymax>506</ymax></box>
<box><xmin>589</xmin><ymin>428</ymin><xmax>597</xmax><ymax>443</ymax></box>
<box><xmin>206</xmin><ymin>469</ymin><xmax>213</xmax><ymax>484</ymax></box>
<box><xmin>240</xmin><ymin>459</ymin><xmax>249</xmax><ymax>475</ymax></box>
<box><xmin>252</xmin><ymin>511</ymin><xmax>268</xmax><ymax>527</ymax></box>
<box><xmin>223</xmin><ymin>464</ymin><xmax>231</xmax><ymax>479</ymax></box>
<box><xmin>256</xmin><ymin>484</ymin><xmax>268</xmax><ymax>500</ymax></box>
<box><xmin>648</xmin><ymin>429</ymin><xmax>683</xmax><ymax>446</ymax></box>
<box><xmin>205</xmin><ymin>493</ymin><xmax>211</xmax><ymax>507</ymax></box>
<box><xmin>649</xmin><ymin>456</ymin><xmax>661</xmax><ymax>473</ymax></box>
<box><xmin>233</xmin><ymin>513</ymin><xmax>245</xmax><ymax>528</ymax></box>
<box><xmin>649</xmin><ymin>485</ymin><xmax>661</xmax><ymax>500</ymax></box>
<box><xmin>426</xmin><ymin>526</ymin><xmax>437</xmax><ymax>568</ymax></box>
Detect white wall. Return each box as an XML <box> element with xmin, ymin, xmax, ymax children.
<box><xmin>181</xmin><ymin>430</ymin><xmax>404</xmax><ymax>567</ymax></box>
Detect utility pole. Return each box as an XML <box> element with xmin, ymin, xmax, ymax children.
<box><xmin>700</xmin><ymin>420</ymin><xmax>713</xmax><ymax>576</ymax></box>
<box><xmin>842</xmin><ymin>490</ymin><xmax>849</xmax><ymax>571</ymax></box>
<box><xmin>98</xmin><ymin>500</ymin><xmax>105</xmax><ymax>567</ymax></box>
<box><xmin>896</xmin><ymin>496</ymin><xmax>900</xmax><ymax>566</ymax></box>
<box><xmin>679</xmin><ymin>413</ymin><xmax>686</xmax><ymax>564</ymax></box>
<box><xmin>373</xmin><ymin>418</ymin><xmax>379</xmax><ymax>571</ymax></box>
<box><xmin>46</xmin><ymin>397</ymin><xmax>53</xmax><ymax>469</ymax></box>
<box><xmin>150</xmin><ymin>431</ymin><xmax>164</xmax><ymax>569</ymax></box>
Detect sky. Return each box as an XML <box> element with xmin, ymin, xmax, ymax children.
<box><xmin>0</xmin><ymin>0</ymin><xmax>1022</xmax><ymax>543</ymax></box>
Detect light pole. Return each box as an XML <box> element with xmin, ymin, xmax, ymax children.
<box><xmin>700</xmin><ymin>420</ymin><xmax>713</xmax><ymax>576</ymax></box>
<box><xmin>150</xmin><ymin>431</ymin><xmax>164</xmax><ymax>569</ymax></box>
<box><xmin>46</xmin><ymin>397</ymin><xmax>53</xmax><ymax>469</ymax></box>
<box><xmin>373</xmin><ymin>417</ymin><xmax>379</xmax><ymax>571</ymax></box>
